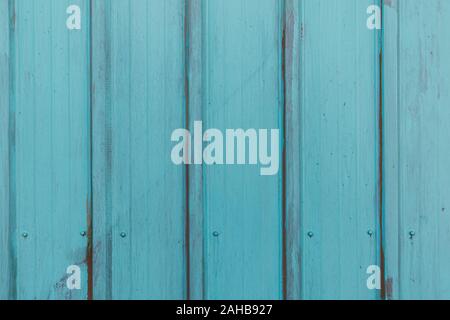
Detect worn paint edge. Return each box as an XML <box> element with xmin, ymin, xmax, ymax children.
<box><xmin>186</xmin><ymin>0</ymin><xmax>204</xmax><ymax>300</ymax></box>
<box><xmin>0</xmin><ymin>0</ymin><xmax>14</xmax><ymax>300</ymax></box>
<box><xmin>91</xmin><ymin>0</ymin><xmax>113</xmax><ymax>300</ymax></box>
<box><xmin>283</xmin><ymin>0</ymin><xmax>302</xmax><ymax>300</ymax></box>
<box><xmin>8</xmin><ymin>0</ymin><xmax>17</xmax><ymax>300</ymax></box>
<box><xmin>86</xmin><ymin>0</ymin><xmax>94</xmax><ymax>300</ymax></box>
<box><xmin>382</xmin><ymin>0</ymin><xmax>400</xmax><ymax>300</ymax></box>
<box><xmin>281</xmin><ymin>0</ymin><xmax>287</xmax><ymax>301</ymax></box>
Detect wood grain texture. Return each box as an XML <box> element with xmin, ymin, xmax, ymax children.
<box><xmin>93</xmin><ymin>0</ymin><xmax>187</xmax><ymax>299</ymax></box>
<box><xmin>299</xmin><ymin>0</ymin><xmax>381</xmax><ymax>299</ymax></box>
<box><xmin>10</xmin><ymin>0</ymin><xmax>91</xmax><ymax>299</ymax></box>
<box><xmin>202</xmin><ymin>0</ymin><xmax>283</xmax><ymax>299</ymax></box>
<box><xmin>384</xmin><ymin>0</ymin><xmax>450</xmax><ymax>299</ymax></box>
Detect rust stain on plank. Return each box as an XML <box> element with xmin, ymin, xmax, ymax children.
<box><xmin>385</xmin><ymin>277</ymin><xmax>393</xmax><ymax>300</ymax></box>
<box><xmin>86</xmin><ymin>197</ymin><xmax>93</xmax><ymax>300</ymax></box>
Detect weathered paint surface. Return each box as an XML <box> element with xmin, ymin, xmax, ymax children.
<box><xmin>0</xmin><ymin>0</ymin><xmax>449</xmax><ymax>300</ymax></box>
<box><xmin>383</xmin><ymin>0</ymin><xmax>450</xmax><ymax>300</ymax></box>
<box><xmin>1</xmin><ymin>0</ymin><xmax>91</xmax><ymax>299</ymax></box>
<box><xmin>296</xmin><ymin>0</ymin><xmax>381</xmax><ymax>300</ymax></box>
<box><xmin>92</xmin><ymin>0</ymin><xmax>187</xmax><ymax>299</ymax></box>
<box><xmin>201</xmin><ymin>0</ymin><xmax>283</xmax><ymax>300</ymax></box>
<box><xmin>0</xmin><ymin>0</ymin><xmax>11</xmax><ymax>301</ymax></box>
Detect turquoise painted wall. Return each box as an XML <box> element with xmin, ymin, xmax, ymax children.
<box><xmin>1</xmin><ymin>0</ymin><xmax>449</xmax><ymax>300</ymax></box>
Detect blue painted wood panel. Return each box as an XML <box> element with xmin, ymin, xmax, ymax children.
<box><xmin>384</xmin><ymin>0</ymin><xmax>450</xmax><ymax>300</ymax></box>
<box><xmin>1</xmin><ymin>0</ymin><xmax>450</xmax><ymax>300</ymax></box>
<box><xmin>296</xmin><ymin>0</ymin><xmax>381</xmax><ymax>300</ymax></box>
<box><xmin>201</xmin><ymin>0</ymin><xmax>283</xmax><ymax>300</ymax></box>
<box><xmin>2</xmin><ymin>0</ymin><xmax>91</xmax><ymax>299</ymax></box>
<box><xmin>0</xmin><ymin>0</ymin><xmax>12</xmax><ymax>300</ymax></box>
<box><xmin>92</xmin><ymin>0</ymin><xmax>187</xmax><ymax>299</ymax></box>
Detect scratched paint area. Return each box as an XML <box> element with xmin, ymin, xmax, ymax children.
<box><xmin>1</xmin><ymin>0</ymin><xmax>450</xmax><ymax>300</ymax></box>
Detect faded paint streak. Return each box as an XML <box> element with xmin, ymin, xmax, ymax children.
<box><xmin>384</xmin><ymin>0</ymin><xmax>395</xmax><ymax>9</ymax></box>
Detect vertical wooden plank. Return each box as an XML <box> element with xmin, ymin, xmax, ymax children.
<box><xmin>300</xmin><ymin>0</ymin><xmax>380</xmax><ymax>299</ymax></box>
<box><xmin>382</xmin><ymin>0</ymin><xmax>400</xmax><ymax>300</ymax></box>
<box><xmin>91</xmin><ymin>0</ymin><xmax>111</xmax><ymax>300</ymax></box>
<box><xmin>186</xmin><ymin>0</ymin><xmax>204</xmax><ymax>300</ymax></box>
<box><xmin>99</xmin><ymin>0</ymin><xmax>186</xmax><ymax>299</ymax></box>
<box><xmin>203</xmin><ymin>0</ymin><xmax>283</xmax><ymax>299</ymax></box>
<box><xmin>13</xmin><ymin>0</ymin><xmax>91</xmax><ymax>299</ymax></box>
<box><xmin>389</xmin><ymin>0</ymin><xmax>450</xmax><ymax>299</ymax></box>
<box><xmin>284</xmin><ymin>0</ymin><xmax>301</xmax><ymax>300</ymax></box>
<box><xmin>0</xmin><ymin>0</ymin><xmax>12</xmax><ymax>300</ymax></box>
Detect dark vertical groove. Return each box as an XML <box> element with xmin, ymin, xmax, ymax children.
<box><xmin>379</xmin><ymin>50</ymin><xmax>385</xmax><ymax>300</ymax></box>
<box><xmin>281</xmin><ymin>0</ymin><xmax>287</xmax><ymax>301</ymax></box>
<box><xmin>105</xmin><ymin>0</ymin><xmax>113</xmax><ymax>300</ymax></box>
<box><xmin>8</xmin><ymin>0</ymin><xmax>17</xmax><ymax>301</ymax></box>
<box><xmin>87</xmin><ymin>0</ymin><xmax>94</xmax><ymax>301</ymax></box>
<box><xmin>396</xmin><ymin>0</ymin><xmax>401</xmax><ymax>300</ymax></box>
<box><xmin>379</xmin><ymin>0</ymin><xmax>386</xmax><ymax>301</ymax></box>
<box><xmin>184</xmin><ymin>0</ymin><xmax>191</xmax><ymax>300</ymax></box>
